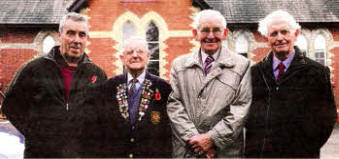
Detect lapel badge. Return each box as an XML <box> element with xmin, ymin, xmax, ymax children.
<box><xmin>90</xmin><ymin>75</ymin><xmax>97</xmax><ymax>83</ymax></box>
<box><xmin>151</xmin><ymin>111</ymin><xmax>161</xmax><ymax>125</ymax></box>
<box><xmin>154</xmin><ymin>88</ymin><xmax>161</xmax><ymax>101</ymax></box>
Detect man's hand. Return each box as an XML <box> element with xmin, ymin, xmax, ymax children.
<box><xmin>188</xmin><ymin>133</ymin><xmax>213</xmax><ymax>156</ymax></box>
<box><xmin>206</xmin><ymin>148</ymin><xmax>216</xmax><ymax>158</ymax></box>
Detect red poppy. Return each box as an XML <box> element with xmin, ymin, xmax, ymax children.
<box><xmin>91</xmin><ymin>76</ymin><xmax>97</xmax><ymax>83</ymax></box>
<box><xmin>154</xmin><ymin>92</ymin><xmax>161</xmax><ymax>100</ymax></box>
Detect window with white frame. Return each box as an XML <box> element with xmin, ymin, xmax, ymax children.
<box><xmin>42</xmin><ymin>35</ymin><xmax>55</xmax><ymax>54</ymax></box>
<box><xmin>235</xmin><ymin>34</ymin><xmax>248</xmax><ymax>58</ymax></box>
<box><xmin>145</xmin><ymin>21</ymin><xmax>159</xmax><ymax>76</ymax></box>
<box><xmin>314</xmin><ymin>34</ymin><xmax>326</xmax><ymax>65</ymax></box>
<box><xmin>295</xmin><ymin>34</ymin><xmax>308</xmax><ymax>55</ymax></box>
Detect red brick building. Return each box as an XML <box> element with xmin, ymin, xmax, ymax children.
<box><xmin>1</xmin><ymin>0</ymin><xmax>339</xmax><ymax>117</ymax></box>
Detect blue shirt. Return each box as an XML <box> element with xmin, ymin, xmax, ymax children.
<box><xmin>272</xmin><ymin>51</ymin><xmax>295</xmax><ymax>80</ymax></box>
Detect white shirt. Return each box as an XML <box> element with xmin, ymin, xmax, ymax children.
<box><xmin>127</xmin><ymin>71</ymin><xmax>146</xmax><ymax>90</ymax></box>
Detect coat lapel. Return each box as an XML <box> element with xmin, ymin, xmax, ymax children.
<box><xmin>260</xmin><ymin>53</ymin><xmax>276</xmax><ymax>83</ymax></box>
<box><xmin>116</xmin><ymin>73</ymin><xmax>130</xmax><ymax>120</ymax></box>
<box><xmin>259</xmin><ymin>46</ymin><xmax>307</xmax><ymax>85</ymax></box>
<box><xmin>137</xmin><ymin>73</ymin><xmax>154</xmax><ymax>122</ymax></box>
<box><xmin>278</xmin><ymin>47</ymin><xmax>307</xmax><ymax>84</ymax></box>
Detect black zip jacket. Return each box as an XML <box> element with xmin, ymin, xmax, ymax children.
<box><xmin>1</xmin><ymin>46</ymin><xmax>107</xmax><ymax>157</ymax></box>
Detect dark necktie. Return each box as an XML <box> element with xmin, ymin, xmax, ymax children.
<box><xmin>276</xmin><ymin>62</ymin><xmax>285</xmax><ymax>83</ymax></box>
<box><xmin>128</xmin><ymin>79</ymin><xmax>138</xmax><ymax>96</ymax></box>
<box><xmin>204</xmin><ymin>56</ymin><xmax>214</xmax><ymax>75</ymax></box>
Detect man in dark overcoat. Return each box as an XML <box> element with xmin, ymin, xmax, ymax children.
<box><xmin>245</xmin><ymin>10</ymin><xmax>337</xmax><ymax>158</ymax></box>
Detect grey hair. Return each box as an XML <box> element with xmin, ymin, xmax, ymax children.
<box><xmin>59</xmin><ymin>12</ymin><xmax>89</xmax><ymax>33</ymax></box>
<box><xmin>121</xmin><ymin>36</ymin><xmax>150</xmax><ymax>55</ymax></box>
<box><xmin>258</xmin><ymin>10</ymin><xmax>301</xmax><ymax>37</ymax></box>
<box><xmin>193</xmin><ymin>9</ymin><xmax>227</xmax><ymax>29</ymax></box>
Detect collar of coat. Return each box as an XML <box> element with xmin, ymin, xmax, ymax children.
<box><xmin>184</xmin><ymin>46</ymin><xmax>235</xmax><ymax>68</ymax></box>
<box><xmin>258</xmin><ymin>46</ymin><xmax>307</xmax><ymax>84</ymax></box>
<box><xmin>260</xmin><ymin>46</ymin><xmax>307</xmax><ymax>69</ymax></box>
<box><xmin>43</xmin><ymin>46</ymin><xmax>91</xmax><ymax>67</ymax></box>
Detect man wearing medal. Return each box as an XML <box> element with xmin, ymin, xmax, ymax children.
<box><xmin>95</xmin><ymin>36</ymin><xmax>172</xmax><ymax>157</ymax></box>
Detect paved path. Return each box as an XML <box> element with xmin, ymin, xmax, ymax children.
<box><xmin>321</xmin><ymin>123</ymin><xmax>339</xmax><ymax>158</ymax></box>
<box><xmin>0</xmin><ymin>120</ymin><xmax>24</xmax><ymax>159</ymax></box>
<box><xmin>0</xmin><ymin>120</ymin><xmax>338</xmax><ymax>158</ymax></box>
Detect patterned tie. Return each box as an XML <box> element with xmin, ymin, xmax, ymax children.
<box><xmin>128</xmin><ymin>79</ymin><xmax>138</xmax><ymax>96</ymax></box>
<box><xmin>204</xmin><ymin>56</ymin><xmax>214</xmax><ymax>75</ymax></box>
<box><xmin>276</xmin><ymin>62</ymin><xmax>285</xmax><ymax>83</ymax></box>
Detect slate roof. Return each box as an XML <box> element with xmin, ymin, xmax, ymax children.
<box><xmin>197</xmin><ymin>0</ymin><xmax>339</xmax><ymax>23</ymax></box>
<box><xmin>0</xmin><ymin>0</ymin><xmax>72</xmax><ymax>24</ymax></box>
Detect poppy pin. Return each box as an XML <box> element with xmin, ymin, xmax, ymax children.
<box><xmin>91</xmin><ymin>75</ymin><xmax>97</xmax><ymax>83</ymax></box>
<box><xmin>154</xmin><ymin>88</ymin><xmax>161</xmax><ymax>101</ymax></box>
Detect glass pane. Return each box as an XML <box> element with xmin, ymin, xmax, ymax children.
<box><xmin>146</xmin><ymin>22</ymin><xmax>159</xmax><ymax>42</ymax></box>
<box><xmin>314</xmin><ymin>35</ymin><xmax>326</xmax><ymax>50</ymax></box>
<box><xmin>147</xmin><ymin>60</ymin><xmax>159</xmax><ymax>76</ymax></box>
<box><xmin>42</xmin><ymin>36</ymin><xmax>55</xmax><ymax>54</ymax></box>
<box><xmin>315</xmin><ymin>52</ymin><xmax>324</xmax><ymax>58</ymax></box>
<box><xmin>295</xmin><ymin>34</ymin><xmax>307</xmax><ymax>52</ymax></box>
<box><xmin>235</xmin><ymin>34</ymin><xmax>248</xmax><ymax>53</ymax></box>
<box><xmin>122</xmin><ymin>21</ymin><xmax>136</xmax><ymax>42</ymax></box>
<box><xmin>148</xmin><ymin>43</ymin><xmax>159</xmax><ymax>60</ymax></box>
<box><xmin>315</xmin><ymin>59</ymin><xmax>325</xmax><ymax>65</ymax></box>
<box><xmin>239</xmin><ymin>53</ymin><xmax>248</xmax><ymax>58</ymax></box>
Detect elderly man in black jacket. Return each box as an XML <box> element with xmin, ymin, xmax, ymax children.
<box><xmin>245</xmin><ymin>10</ymin><xmax>337</xmax><ymax>158</ymax></box>
<box><xmin>1</xmin><ymin>12</ymin><xmax>107</xmax><ymax>157</ymax></box>
<box><xmin>92</xmin><ymin>36</ymin><xmax>172</xmax><ymax>158</ymax></box>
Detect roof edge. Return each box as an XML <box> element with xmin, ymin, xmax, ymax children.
<box><xmin>68</xmin><ymin>0</ymin><xmax>88</xmax><ymax>12</ymax></box>
<box><xmin>192</xmin><ymin>0</ymin><xmax>211</xmax><ymax>10</ymax></box>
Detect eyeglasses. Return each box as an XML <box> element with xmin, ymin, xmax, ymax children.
<box><xmin>199</xmin><ymin>27</ymin><xmax>223</xmax><ymax>36</ymax></box>
<box><xmin>125</xmin><ymin>49</ymin><xmax>147</xmax><ymax>56</ymax></box>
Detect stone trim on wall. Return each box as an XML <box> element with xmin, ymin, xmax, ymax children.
<box><xmin>34</xmin><ymin>30</ymin><xmax>58</xmax><ymax>56</ymax></box>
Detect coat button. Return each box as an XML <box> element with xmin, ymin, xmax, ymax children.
<box><xmin>129</xmin><ymin>153</ymin><xmax>133</xmax><ymax>158</ymax></box>
<box><xmin>130</xmin><ymin>138</ymin><xmax>135</xmax><ymax>143</ymax></box>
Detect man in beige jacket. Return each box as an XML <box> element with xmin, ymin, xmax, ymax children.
<box><xmin>167</xmin><ymin>9</ymin><xmax>252</xmax><ymax>158</ymax></box>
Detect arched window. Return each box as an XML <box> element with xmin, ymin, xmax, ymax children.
<box><xmin>145</xmin><ymin>22</ymin><xmax>159</xmax><ymax>76</ymax></box>
<box><xmin>42</xmin><ymin>35</ymin><xmax>55</xmax><ymax>54</ymax></box>
<box><xmin>295</xmin><ymin>34</ymin><xmax>308</xmax><ymax>55</ymax></box>
<box><xmin>314</xmin><ymin>34</ymin><xmax>326</xmax><ymax>65</ymax></box>
<box><xmin>235</xmin><ymin>34</ymin><xmax>248</xmax><ymax>58</ymax></box>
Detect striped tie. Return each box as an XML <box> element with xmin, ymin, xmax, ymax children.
<box><xmin>204</xmin><ymin>56</ymin><xmax>214</xmax><ymax>75</ymax></box>
<box><xmin>128</xmin><ymin>79</ymin><xmax>138</xmax><ymax>96</ymax></box>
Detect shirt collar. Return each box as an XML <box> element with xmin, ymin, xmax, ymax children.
<box><xmin>201</xmin><ymin>48</ymin><xmax>220</xmax><ymax>65</ymax></box>
<box><xmin>127</xmin><ymin>70</ymin><xmax>146</xmax><ymax>84</ymax></box>
<box><xmin>273</xmin><ymin>50</ymin><xmax>295</xmax><ymax>70</ymax></box>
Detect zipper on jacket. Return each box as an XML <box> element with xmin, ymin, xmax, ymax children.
<box><xmin>66</xmin><ymin>103</ymin><xmax>69</xmax><ymax>111</ymax></box>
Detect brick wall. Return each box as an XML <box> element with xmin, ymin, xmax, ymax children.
<box><xmin>0</xmin><ymin>29</ymin><xmax>38</xmax><ymax>93</ymax></box>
